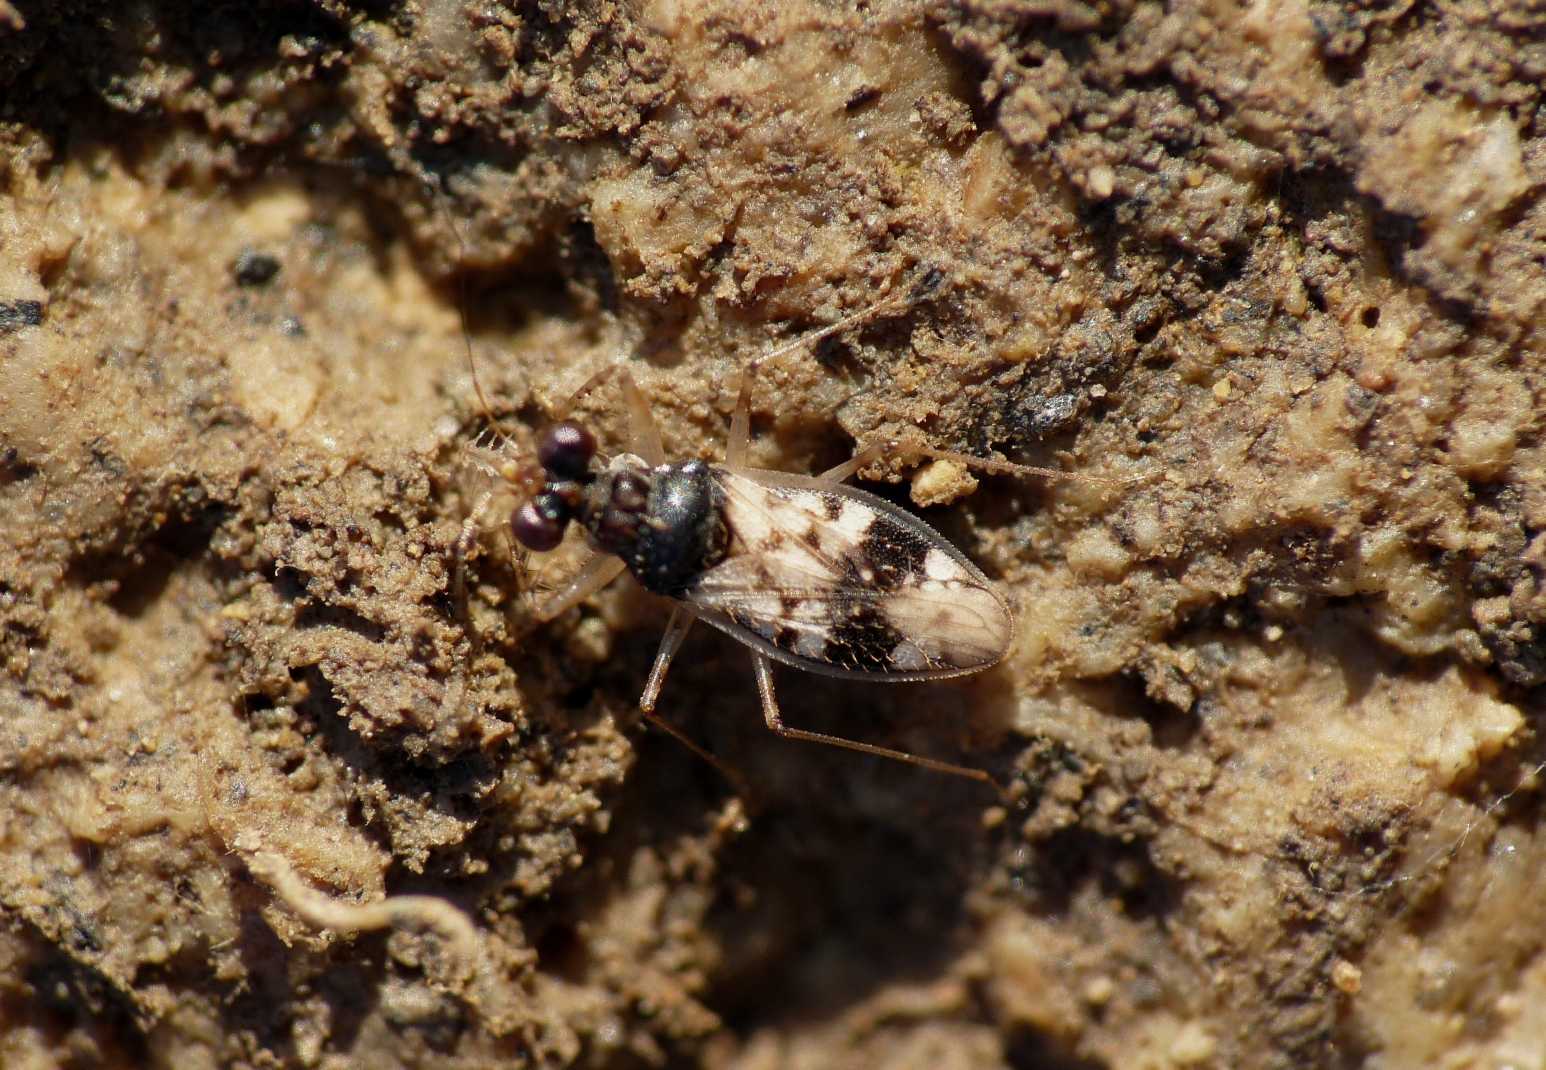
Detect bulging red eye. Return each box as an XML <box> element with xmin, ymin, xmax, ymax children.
<box><xmin>511</xmin><ymin>492</ymin><xmax>571</xmax><ymax>551</ymax></box>
<box><xmin>538</xmin><ymin>421</ymin><xmax>596</xmax><ymax>481</ymax></box>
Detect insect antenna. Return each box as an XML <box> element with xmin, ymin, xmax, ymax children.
<box><xmin>425</xmin><ymin>171</ymin><xmax>553</xmax><ymax>630</ymax></box>
<box><xmin>756</xmin><ymin>279</ymin><xmax>914</xmax><ymax>366</ymax></box>
<box><xmin>725</xmin><ymin>277</ymin><xmax>924</xmax><ymax>466</ymax></box>
<box><xmin>825</xmin><ymin>439</ymin><xmax>1150</xmax><ymax>491</ymax></box>
<box><xmin>428</xmin><ymin>171</ymin><xmax>519</xmax><ymax>457</ymax></box>
<box><xmin>728</xmin><ymin>274</ymin><xmax>1148</xmax><ymax>490</ymax></box>
<box><xmin>740</xmin><ymin>265</ymin><xmax>944</xmax><ymax>374</ymax></box>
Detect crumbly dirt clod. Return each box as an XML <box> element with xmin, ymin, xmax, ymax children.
<box><xmin>2</xmin><ymin>2</ymin><xmax>1544</xmax><ymax>1068</ymax></box>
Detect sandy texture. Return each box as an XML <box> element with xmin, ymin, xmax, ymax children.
<box><xmin>2</xmin><ymin>1</ymin><xmax>1545</xmax><ymax>1067</ymax></box>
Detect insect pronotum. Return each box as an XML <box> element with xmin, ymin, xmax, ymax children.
<box><xmin>456</xmin><ymin>282</ymin><xmax>1128</xmax><ymax>795</ymax></box>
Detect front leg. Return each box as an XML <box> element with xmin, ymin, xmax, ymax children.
<box><xmin>557</xmin><ymin>365</ymin><xmax>667</xmax><ymax>466</ymax></box>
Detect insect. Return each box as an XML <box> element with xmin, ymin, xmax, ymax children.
<box><xmin>457</xmin><ymin>287</ymin><xmax>1123</xmax><ymax>794</ymax></box>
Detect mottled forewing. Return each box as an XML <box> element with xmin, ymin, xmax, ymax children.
<box><xmin>680</xmin><ymin>468</ymin><xmax>1013</xmax><ymax>681</ymax></box>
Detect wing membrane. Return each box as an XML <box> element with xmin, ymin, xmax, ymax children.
<box><xmin>680</xmin><ymin>468</ymin><xmax>1013</xmax><ymax>680</ymax></box>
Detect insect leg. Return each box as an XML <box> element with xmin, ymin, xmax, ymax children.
<box><xmin>751</xmin><ymin>654</ymin><xmax>1003</xmax><ymax>792</ymax></box>
<box><xmin>558</xmin><ymin>365</ymin><xmax>667</xmax><ymax>466</ymax></box>
<box><xmin>535</xmin><ymin>553</ymin><xmax>627</xmax><ymax>621</ymax></box>
<box><xmin>726</xmin><ymin>358</ymin><xmax>757</xmax><ymax>467</ymax></box>
<box><xmin>640</xmin><ymin>605</ymin><xmax>695</xmax><ymax>713</ymax></box>
<box><xmin>636</xmin><ymin>707</ymin><xmax>754</xmax><ymax>800</ymax></box>
<box><xmin>613</xmin><ymin>368</ymin><xmax>667</xmax><ymax>466</ymax></box>
<box><xmin>633</xmin><ymin>606</ymin><xmax>754</xmax><ymax>796</ymax></box>
<box><xmin>453</xmin><ymin>488</ymin><xmax>500</xmax><ymax>614</ymax></box>
<box><xmin>441</xmin><ymin>486</ymin><xmax>517</xmax><ymax>739</ymax></box>
<box><xmin>816</xmin><ymin>447</ymin><xmax>881</xmax><ymax>484</ymax></box>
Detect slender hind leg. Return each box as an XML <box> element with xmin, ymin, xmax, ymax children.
<box><xmin>751</xmin><ymin>654</ymin><xmax>1002</xmax><ymax>793</ymax></box>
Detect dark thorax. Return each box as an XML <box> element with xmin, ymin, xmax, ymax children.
<box><xmin>509</xmin><ymin>420</ymin><xmax>730</xmax><ymax>599</ymax></box>
<box><xmin>581</xmin><ymin>457</ymin><xmax>729</xmax><ymax>596</ymax></box>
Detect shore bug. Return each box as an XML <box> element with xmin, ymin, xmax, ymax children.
<box><xmin>458</xmin><ymin>287</ymin><xmax>1129</xmax><ymax>793</ymax></box>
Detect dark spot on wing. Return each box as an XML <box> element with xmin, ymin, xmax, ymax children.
<box><xmin>800</xmin><ymin>527</ymin><xmax>822</xmax><ymax>551</ymax></box>
<box><xmin>822</xmin><ymin>494</ymin><xmax>844</xmax><ymax>521</ymax></box>
<box><xmin>847</xmin><ymin>514</ymin><xmax>932</xmax><ymax>592</ymax></box>
<box><xmin>729</xmin><ymin>608</ymin><xmax>777</xmax><ymax>642</ymax></box>
<box><xmin>825</xmin><ymin>598</ymin><xmax>907</xmax><ymax>672</ymax></box>
<box><xmin>729</xmin><ymin>609</ymin><xmax>823</xmax><ymax>661</ymax></box>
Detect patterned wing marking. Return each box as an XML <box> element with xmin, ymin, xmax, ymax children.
<box><xmin>680</xmin><ymin>468</ymin><xmax>1014</xmax><ymax>681</ymax></box>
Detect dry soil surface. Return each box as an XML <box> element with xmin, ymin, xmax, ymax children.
<box><xmin>2</xmin><ymin>2</ymin><xmax>1546</xmax><ymax>1068</ymax></box>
